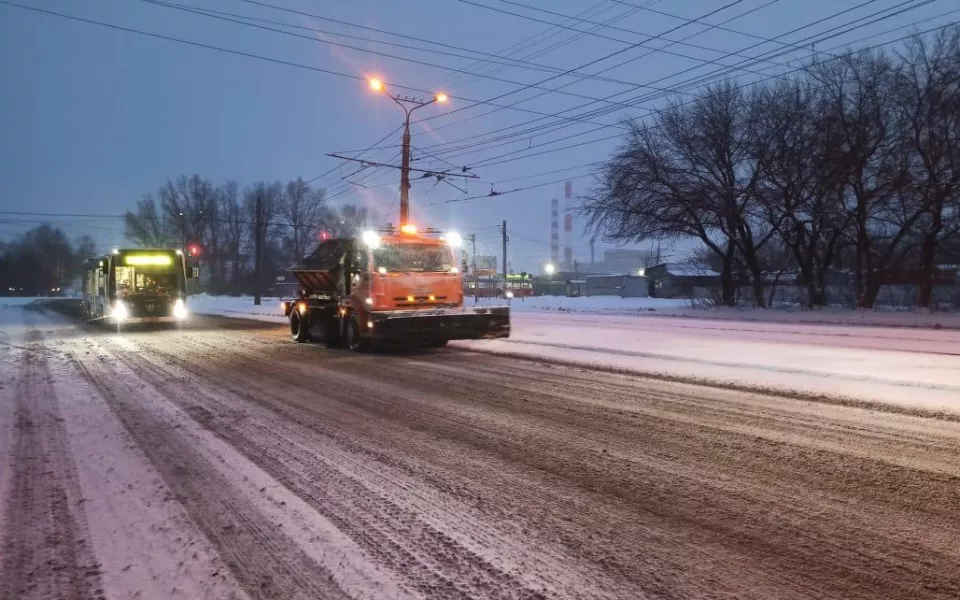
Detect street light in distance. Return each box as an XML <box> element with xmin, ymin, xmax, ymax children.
<box><xmin>544</xmin><ymin>263</ymin><xmax>556</xmax><ymax>275</ymax></box>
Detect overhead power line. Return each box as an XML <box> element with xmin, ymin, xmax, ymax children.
<box><xmin>414</xmin><ymin>0</ymin><xmax>878</xmax><ymax>153</ymax></box>
<box><xmin>460</xmin><ymin>0</ymin><xmax>792</xmax><ymax>73</ymax></box>
<box><xmin>300</xmin><ymin>125</ymin><xmax>403</xmax><ymax>189</ymax></box>
<box><xmin>140</xmin><ymin>0</ymin><xmax>678</xmax><ymax>111</ymax></box>
<box><xmin>411</xmin><ymin>0</ymin><xmax>747</xmax><ymax>128</ymax></box>
<box><xmin>395</xmin><ymin>0</ymin><xmax>786</xmax><ymax>151</ymax></box>
<box><xmin>445</xmin><ymin>0</ymin><xmax>633</xmax><ymax>90</ymax></box>
<box><xmin>429</xmin><ymin>14</ymin><xmax>959</xmax><ymax>176</ymax></box>
<box><xmin>0</xmin><ymin>0</ymin><xmax>625</xmax><ymax>130</ymax></box>
<box><xmin>410</xmin><ymin>0</ymin><xmax>941</xmax><ymax>163</ymax></box>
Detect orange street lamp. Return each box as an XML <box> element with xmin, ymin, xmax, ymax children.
<box><xmin>367</xmin><ymin>77</ymin><xmax>449</xmax><ymax>227</ymax></box>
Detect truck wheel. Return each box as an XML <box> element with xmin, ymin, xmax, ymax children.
<box><xmin>290</xmin><ymin>311</ymin><xmax>312</xmax><ymax>343</ymax></box>
<box><xmin>323</xmin><ymin>316</ymin><xmax>341</xmax><ymax>348</ymax></box>
<box><xmin>344</xmin><ymin>318</ymin><xmax>369</xmax><ymax>352</ymax></box>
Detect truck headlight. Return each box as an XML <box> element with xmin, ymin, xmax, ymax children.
<box><xmin>361</xmin><ymin>230</ymin><xmax>381</xmax><ymax>249</ymax></box>
<box><xmin>445</xmin><ymin>231</ymin><xmax>462</xmax><ymax>248</ymax></box>
<box><xmin>173</xmin><ymin>298</ymin><xmax>188</xmax><ymax>319</ymax></box>
<box><xmin>111</xmin><ymin>301</ymin><xmax>128</xmax><ymax>321</ymax></box>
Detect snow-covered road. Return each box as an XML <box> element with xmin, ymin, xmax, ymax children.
<box><xmin>2</xmin><ymin>302</ymin><xmax>960</xmax><ymax>599</ymax></box>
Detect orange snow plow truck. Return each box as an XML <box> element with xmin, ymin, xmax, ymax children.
<box><xmin>279</xmin><ymin>224</ymin><xmax>510</xmax><ymax>351</ymax></box>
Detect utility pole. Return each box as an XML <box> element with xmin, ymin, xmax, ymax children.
<box><xmin>253</xmin><ymin>192</ymin><xmax>263</xmax><ymax>306</ymax></box>
<box><xmin>501</xmin><ymin>220</ymin><xmax>508</xmax><ymax>297</ymax></box>
<box><xmin>590</xmin><ymin>237</ymin><xmax>596</xmax><ymax>271</ymax></box>
<box><xmin>399</xmin><ymin>117</ymin><xmax>412</xmax><ymax>226</ymax></box>
<box><xmin>466</xmin><ymin>233</ymin><xmax>478</xmax><ymax>302</ymax></box>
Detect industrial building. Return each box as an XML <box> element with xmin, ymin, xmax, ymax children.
<box><xmin>645</xmin><ymin>263</ymin><xmax>721</xmax><ymax>298</ymax></box>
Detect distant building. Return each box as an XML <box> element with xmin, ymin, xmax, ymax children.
<box><xmin>473</xmin><ymin>255</ymin><xmax>498</xmax><ymax>276</ymax></box>
<box><xmin>590</xmin><ymin>249</ymin><xmax>650</xmax><ymax>275</ymax></box>
<box><xmin>584</xmin><ymin>275</ymin><xmax>649</xmax><ymax>297</ymax></box>
<box><xmin>645</xmin><ymin>263</ymin><xmax>721</xmax><ymax>298</ymax></box>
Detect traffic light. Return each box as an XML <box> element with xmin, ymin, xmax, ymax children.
<box><xmin>187</xmin><ymin>244</ymin><xmax>201</xmax><ymax>257</ymax></box>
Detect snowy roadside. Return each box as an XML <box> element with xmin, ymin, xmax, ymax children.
<box><xmin>187</xmin><ymin>294</ymin><xmax>960</xmax><ymax>415</ymax></box>
<box><xmin>185</xmin><ymin>293</ymin><xmax>960</xmax><ymax>329</ymax></box>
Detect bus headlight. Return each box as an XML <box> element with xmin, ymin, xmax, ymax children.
<box><xmin>111</xmin><ymin>301</ymin><xmax>128</xmax><ymax>321</ymax></box>
<box><xmin>173</xmin><ymin>298</ymin><xmax>188</xmax><ymax>319</ymax></box>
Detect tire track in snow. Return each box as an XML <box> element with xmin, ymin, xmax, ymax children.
<box><xmin>70</xmin><ymin>345</ymin><xmax>352</xmax><ymax>600</ymax></box>
<box><xmin>0</xmin><ymin>330</ymin><xmax>105</xmax><ymax>600</ymax></box>
<box><xmin>99</xmin><ymin>334</ymin><xmax>558</xmax><ymax>600</ymax></box>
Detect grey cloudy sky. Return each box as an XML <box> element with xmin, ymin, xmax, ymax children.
<box><xmin>1</xmin><ymin>0</ymin><xmax>957</xmax><ymax>272</ymax></box>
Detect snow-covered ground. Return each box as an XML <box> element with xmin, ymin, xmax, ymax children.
<box><xmin>188</xmin><ymin>294</ymin><xmax>960</xmax><ymax>414</ymax></box>
<box><xmin>189</xmin><ymin>293</ymin><xmax>960</xmax><ymax>328</ymax></box>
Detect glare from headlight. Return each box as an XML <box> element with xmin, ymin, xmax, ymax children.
<box><xmin>173</xmin><ymin>298</ymin><xmax>188</xmax><ymax>319</ymax></box>
<box><xmin>111</xmin><ymin>301</ymin><xmax>128</xmax><ymax>321</ymax></box>
<box><xmin>361</xmin><ymin>230</ymin><xmax>381</xmax><ymax>249</ymax></box>
<box><xmin>445</xmin><ymin>231</ymin><xmax>463</xmax><ymax>248</ymax></box>
<box><xmin>505</xmin><ymin>290</ymin><xmax>514</xmax><ymax>299</ymax></box>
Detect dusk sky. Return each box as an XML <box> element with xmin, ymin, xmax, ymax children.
<box><xmin>2</xmin><ymin>0</ymin><xmax>957</xmax><ymax>272</ymax></box>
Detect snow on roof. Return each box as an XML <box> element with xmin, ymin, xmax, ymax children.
<box><xmin>662</xmin><ymin>264</ymin><xmax>720</xmax><ymax>277</ymax></box>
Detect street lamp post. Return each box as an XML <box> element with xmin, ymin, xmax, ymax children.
<box><xmin>369</xmin><ymin>78</ymin><xmax>447</xmax><ymax>227</ymax></box>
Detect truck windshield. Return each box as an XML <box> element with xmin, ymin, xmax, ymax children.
<box><xmin>115</xmin><ymin>265</ymin><xmax>182</xmax><ymax>297</ymax></box>
<box><xmin>373</xmin><ymin>244</ymin><xmax>454</xmax><ymax>272</ymax></box>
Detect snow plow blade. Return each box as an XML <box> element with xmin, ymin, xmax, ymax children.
<box><xmin>369</xmin><ymin>305</ymin><xmax>510</xmax><ymax>343</ymax></box>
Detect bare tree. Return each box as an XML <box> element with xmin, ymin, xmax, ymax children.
<box><xmin>158</xmin><ymin>175</ymin><xmax>215</xmax><ymax>251</ymax></box>
<box><xmin>894</xmin><ymin>29</ymin><xmax>960</xmax><ymax>308</ymax></box>
<box><xmin>809</xmin><ymin>50</ymin><xmax>922</xmax><ymax>309</ymax></box>
<box><xmin>203</xmin><ymin>184</ymin><xmax>230</xmax><ymax>293</ymax></box>
<box><xmin>282</xmin><ymin>179</ymin><xmax>327</xmax><ymax>261</ymax></box>
<box><xmin>750</xmin><ymin>78</ymin><xmax>850</xmax><ymax>307</ymax></box>
<box><xmin>581</xmin><ymin>83</ymin><xmax>769</xmax><ymax>306</ymax></box>
<box><xmin>323</xmin><ymin>203</ymin><xmax>368</xmax><ymax>238</ymax></box>
<box><xmin>245</xmin><ymin>181</ymin><xmax>282</xmax><ymax>305</ymax></box>
<box><xmin>220</xmin><ymin>182</ymin><xmax>247</xmax><ymax>295</ymax></box>
<box><xmin>124</xmin><ymin>194</ymin><xmax>170</xmax><ymax>247</ymax></box>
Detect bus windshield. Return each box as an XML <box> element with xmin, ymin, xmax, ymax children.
<box><xmin>373</xmin><ymin>244</ymin><xmax>454</xmax><ymax>272</ymax></box>
<box><xmin>115</xmin><ymin>264</ymin><xmax>182</xmax><ymax>297</ymax></box>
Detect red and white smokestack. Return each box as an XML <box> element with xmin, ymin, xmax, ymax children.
<box><xmin>550</xmin><ymin>198</ymin><xmax>559</xmax><ymax>266</ymax></box>
<box><xmin>563</xmin><ymin>181</ymin><xmax>573</xmax><ymax>269</ymax></box>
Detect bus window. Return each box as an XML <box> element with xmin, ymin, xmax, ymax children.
<box><xmin>115</xmin><ymin>265</ymin><xmax>181</xmax><ymax>297</ymax></box>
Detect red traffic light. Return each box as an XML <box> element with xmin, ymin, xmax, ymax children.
<box><xmin>188</xmin><ymin>244</ymin><xmax>201</xmax><ymax>256</ymax></box>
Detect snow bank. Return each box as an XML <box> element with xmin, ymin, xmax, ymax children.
<box><xmin>188</xmin><ymin>294</ymin><xmax>286</xmax><ymax>323</ymax></box>
<box><xmin>189</xmin><ymin>293</ymin><xmax>960</xmax><ymax>329</ymax></box>
<box><xmin>454</xmin><ymin>312</ymin><xmax>960</xmax><ymax>415</ymax></box>
<box><xmin>187</xmin><ymin>293</ymin><xmax>960</xmax><ymax>414</ymax></box>
<box><xmin>0</xmin><ymin>296</ymin><xmax>46</xmax><ymax>307</ymax></box>
<box><xmin>469</xmin><ymin>295</ymin><xmax>689</xmax><ymax>313</ymax></box>
<box><xmin>470</xmin><ymin>296</ymin><xmax>960</xmax><ymax>329</ymax></box>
